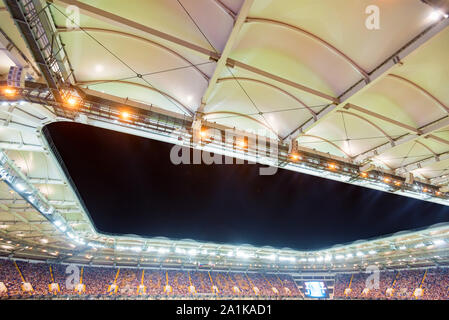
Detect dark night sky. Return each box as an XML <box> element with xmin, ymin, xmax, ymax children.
<box><xmin>45</xmin><ymin>122</ymin><xmax>449</xmax><ymax>251</ymax></box>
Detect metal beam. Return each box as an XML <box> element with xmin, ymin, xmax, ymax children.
<box><xmin>396</xmin><ymin>152</ymin><xmax>449</xmax><ymax>175</ymax></box>
<box><xmin>245</xmin><ymin>17</ymin><xmax>369</xmax><ymax>80</ymax></box>
<box><xmin>0</xmin><ymin>28</ymin><xmax>40</xmax><ymax>79</ymax></box>
<box><xmin>4</xmin><ymin>0</ymin><xmax>63</xmax><ymax>102</ymax></box>
<box><xmin>198</xmin><ymin>0</ymin><xmax>254</xmax><ymax>113</ymax></box>
<box><xmin>27</xmin><ymin>177</ymin><xmax>65</xmax><ymax>185</ymax></box>
<box><xmin>0</xmin><ymin>141</ymin><xmax>45</xmax><ymax>152</ymax></box>
<box><xmin>284</xmin><ymin>14</ymin><xmax>449</xmax><ymax>141</ymax></box>
<box><xmin>227</xmin><ymin>58</ymin><xmax>339</xmax><ymax>104</ymax></box>
<box><xmin>345</xmin><ymin>103</ymin><xmax>420</xmax><ymax>134</ymax></box>
<box><xmin>356</xmin><ymin>114</ymin><xmax>449</xmax><ymax>162</ymax></box>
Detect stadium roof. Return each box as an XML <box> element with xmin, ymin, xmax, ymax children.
<box><xmin>0</xmin><ymin>0</ymin><xmax>449</xmax><ymax>272</ymax></box>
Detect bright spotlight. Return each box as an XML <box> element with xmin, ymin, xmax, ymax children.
<box><xmin>328</xmin><ymin>163</ymin><xmax>337</xmax><ymax>170</ymax></box>
<box><xmin>429</xmin><ymin>10</ymin><xmax>447</xmax><ymax>21</ymax></box>
<box><xmin>64</xmin><ymin>95</ymin><xmax>80</xmax><ymax>108</ymax></box>
<box><xmin>2</xmin><ymin>87</ymin><xmax>17</xmax><ymax>97</ymax></box>
<box><xmin>290</xmin><ymin>153</ymin><xmax>300</xmax><ymax>161</ymax></box>
<box><xmin>121</xmin><ymin>111</ymin><xmax>130</xmax><ymax>120</ymax></box>
<box><xmin>237</xmin><ymin>140</ymin><xmax>246</xmax><ymax>148</ymax></box>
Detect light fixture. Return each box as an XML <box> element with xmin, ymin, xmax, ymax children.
<box><xmin>120</xmin><ymin>111</ymin><xmax>130</xmax><ymax>120</ymax></box>
<box><xmin>429</xmin><ymin>10</ymin><xmax>448</xmax><ymax>21</ymax></box>
<box><xmin>237</xmin><ymin>140</ymin><xmax>246</xmax><ymax>148</ymax></box>
<box><xmin>328</xmin><ymin>163</ymin><xmax>337</xmax><ymax>170</ymax></box>
<box><xmin>290</xmin><ymin>154</ymin><xmax>300</xmax><ymax>161</ymax></box>
<box><xmin>2</xmin><ymin>87</ymin><xmax>17</xmax><ymax>97</ymax></box>
<box><xmin>95</xmin><ymin>64</ymin><xmax>104</xmax><ymax>73</ymax></box>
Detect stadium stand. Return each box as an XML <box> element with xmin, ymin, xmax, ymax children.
<box><xmin>1</xmin><ymin>259</ymin><xmax>448</xmax><ymax>299</ymax></box>
<box><xmin>334</xmin><ymin>269</ymin><xmax>448</xmax><ymax>300</ymax></box>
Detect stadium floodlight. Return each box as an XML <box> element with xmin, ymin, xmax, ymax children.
<box><xmin>433</xmin><ymin>239</ymin><xmax>446</xmax><ymax>247</ymax></box>
<box><xmin>158</xmin><ymin>247</ymin><xmax>169</xmax><ymax>254</ymax></box>
<box><xmin>307</xmin><ymin>257</ymin><xmax>315</xmax><ymax>263</ymax></box>
<box><xmin>368</xmin><ymin>250</ymin><xmax>377</xmax><ymax>255</ymax></box>
<box><xmin>261</xmin><ymin>254</ymin><xmax>276</xmax><ymax>261</ymax></box>
<box><xmin>15</xmin><ymin>182</ymin><xmax>27</xmax><ymax>192</ymax></box>
<box><xmin>53</xmin><ymin>220</ymin><xmax>66</xmax><ymax>232</ymax></box>
<box><xmin>236</xmin><ymin>251</ymin><xmax>250</xmax><ymax>259</ymax></box>
<box><xmin>188</xmin><ymin>249</ymin><xmax>197</xmax><ymax>256</ymax></box>
<box><xmin>356</xmin><ymin>251</ymin><xmax>364</xmax><ymax>257</ymax></box>
<box><xmin>279</xmin><ymin>256</ymin><xmax>296</xmax><ymax>263</ymax></box>
<box><xmin>175</xmin><ymin>247</ymin><xmax>186</xmax><ymax>254</ymax></box>
<box><xmin>429</xmin><ymin>10</ymin><xmax>448</xmax><ymax>21</ymax></box>
<box><xmin>316</xmin><ymin>256</ymin><xmax>323</xmax><ymax>262</ymax></box>
<box><xmin>335</xmin><ymin>254</ymin><xmax>345</xmax><ymax>260</ymax></box>
<box><xmin>66</xmin><ymin>232</ymin><xmax>75</xmax><ymax>239</ymax></box>
<box><xmin>227</xmin><ymin>250</ymin><xmax>234</xmax><ymax>257</ymax></box>
<box><xmin>131</xmin><ymin>246</ymin><xmax>142</xmax><ymax>253</ymax></box>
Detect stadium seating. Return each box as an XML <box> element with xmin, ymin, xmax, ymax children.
<box><xmin>0</xmin><ymin>259</ymin><xmax>301</xmax><ymax>299</ymax></box>
<box><xmin>334</xmin><ymin>268</ymin><xmax>448</xmax><ymax>300</ymax></box>
<box><xmin>1</xmin><ymin>259</ymin><xmax>448</xmax><ymax>299</ymax></box>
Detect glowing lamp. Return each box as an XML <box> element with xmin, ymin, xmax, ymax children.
<box><xmin>2</xmin><ymin>87</ymin><xmax>17</xmax><ymax>97</ymax></box>
<box><xmin>237</xmin><ymin>140</ymin><xmax>246</xmax><ymax>148</ymax></box>
<box><xmin>121</xmin><ymin>111</ymin><xmax>130</xmax><ymax>120</ymax></box>
<box><xmin>328</xmin><ymin>163</ymin><xmax>337</xmax><ymax>170</ymax></box>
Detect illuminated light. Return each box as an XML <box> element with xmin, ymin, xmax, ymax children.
<box><xmin>2</xmin><ymin>87</ymin><xmax>17</xmax><ymax>97</ymax></box>
<box><xmin>383</xmin><ymin>177</ymin><xmax>391</xmax><ymax>183</ymax></box>
<box><xmin>290</xmin><ymin>153</ymin><xmax>300</xmax><ymax>161</ymax></box>
<box><xmin>188</xmin><ymin>249</ymin><xmax>197</xmax><ymax>256</ymax></box>
<box><xmin>360</xmin><ymin>172</ymin><xmax>368</xmax><ymax>178</ymax></box>
<box><xmin>158</xmin><ymin>247</ymin><xmax>169</xmax><ymax>254</ymax></box>
<box><xmin>429</xmin><ymin>10</ymin><xmax>447</xmax><ymax>21</ymax></box>
<box><xmin>394</xmin><ymin>181</ymin><xmax>401</xmax><ymax>186</ymax></box>
<box><xmin>328</xmin><ymin>163</ymin><xmax>337</xmax><ymax>170</ymax></box>
<box><xmin>436</xmin><ymin>191</ymin><xmax>442</xmax><ymax>196</ymax></box>
<box><xmin>423</xmin><ymin>188</ymin><xmax>428</xmax><ymax>192</ymax></box>
<box><xmin>64</xmin><ymin>94</ymin><xmax>81</xmax><ymax>108</ymax></box>
<box><xmin>199</xmin><ymin>130</ymin><xmax>207</xmax><ymax>138</ymax></box>
<box><xmin>237</xmin><ymin>140</ymin><xmax>246</xmax><ymax>148</ymax></box>
<box><xmin>15</xmin><ymin>182</ymin><xmax>26</xmax><ymax>192</ymax></box>
<box><xmin>95</xmin><ymin>64</ymin><xmax>104</xmax><ymax>73</ymax></box>
<box><xmin>433</xmin><ymin>239</ymin><xmax>446</xmax><ymax>247</ymax></box>
<box><xmin>120</xmin><ymin>111</ymin><xmax>130</xmax><ymax>120</ymax></box>
<box><xmin>356</xmin><ymin>251</ymin><xmax>364</xmax><ymax>257</ymax></box>
<box><xmin>40</xmin><ymin>238</ymin><xmax>48</xmax><ymax>244</ymax></box>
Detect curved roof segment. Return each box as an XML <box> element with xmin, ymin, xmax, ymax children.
<box><xmin>0</xmin><ymin>0</ymin><xmax>449</xmax><ymax>271</ymax></box>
